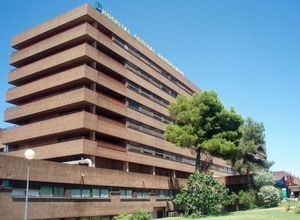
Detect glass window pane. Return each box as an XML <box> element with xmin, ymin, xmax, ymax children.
<box><xmin>28</xmin><ymin>189</ymin><xmax>40</xmax><ymax>197</ymax></box>
<box><xmin>136</xmin><ymin>191</ymin><xmax>142</xmax><ymax>199</ymax></box>
<box><xmin>143</xmin><ymin>192</ymin><xmax>148</xmax><ymax>198</ymax></box>
<box><xmin>120</xmin><ymin>189</ymin><xmax>126</xmax><ymax>198</ymax></box>
<box><xmin>12</xmin><ymin>189</ymin><xmax>25</xmax><ymax>197</ymax></box>
<box><xmin>126</xmin><ymin>190</ymin><xmax>132</xmax><ymax>198</ymax></box>
<box><xmin>81</xmin><ymin>189</ymin><xmax>90</xmax><ymax>198</ymax></box>
<box><xmin>40</xmin><ymin>186</ymin><xmax>53</xmax><ymax>197</ymax></box>
<box><xmin>92</xmin><ymin>189</ymin><xmax>100</xmax><ymax>198</ymax></box>
<box><xmin>2</xmin><ymin>180</ymin><xmax>10</xmax><ymax>187</ymax></box>
<box><xmin>100</xmin><ymin>189</ymin><xmax>109</xmax><ymax>198</ymax></box>
<box><xmin>53</xmin><ymin>187</ymin><xmax>64</xmax><ymax>197</ymax></box>
<box><xmin>71</xmin><ymin>189</ymin><xmax>81</xmax><ymax>198</ymax></box>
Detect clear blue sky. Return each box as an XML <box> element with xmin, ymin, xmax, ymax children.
<box><xmin>0</xmin><ymin>0</ymin><xmax>299</xmax><ymax>176</ymax></box>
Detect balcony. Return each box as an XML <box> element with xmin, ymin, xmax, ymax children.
<box><xmin>1</xmin><ymin>111</ymin><xmax>88</xmax><ymax>145</ymax></box>
<box><xmin>6</xmin><ymin>64</ymin><xmax>96</xmax><ymax>104</ymax></box>
<box><xmin>10</xmin><ymin>23</ymin><xmax>91</xmax><ymax>67</ymax></box>
<box><xmin>8</xmin><ymin>43</ymin><xmax>93</xmax><ymax>85</ymax></box>
<box><xmin>5</xmin><ymin>88</ymin><xmax>88</xmax><ymax>123</ymax></box>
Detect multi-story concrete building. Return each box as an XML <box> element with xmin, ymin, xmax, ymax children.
<box><xmin>0</xmin><ymin>4</ymin><xmax>234</xmax><ymax>219</ymax></box>
<box><xmin>0</xmin><ymin>128</ymin><xmax>4</xmax><ymax>152</ymax></box>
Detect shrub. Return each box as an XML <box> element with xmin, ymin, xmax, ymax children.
<box><xmin>238</xmin><ymin>190</ymin><xmax>257</xmax><ymax>210</ymax></box>
<box><xmin>132</xmin><ymin>210</ymin><xmax>151</xmax><ymax>220</ymax></box>
<box><xmin>114</xmin><ymin>210</ymin><xmax>151</xmax><ymax>220</ymax></box>
<box><xmin>257</xmin><ymin>186</ymin><xmax>280</xmax><ymax>208</ymax></box>
<box><xmin>114</xmin><ymin>213</ymin><xmax>132</xmax><ymax>220</ymax></box>
<box><xmin>172</xmin><ymin>171</ymin><xmax>232</xmax><ymax>215</ymax></box>
<box><xmin>253</xmin><ymin>170</ymin><xmax>274</xmax><ymax>189</ymax></box>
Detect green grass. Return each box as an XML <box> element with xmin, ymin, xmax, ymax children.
<box><xmin>165</xmin><ymin>207</ymin><xmax>300</xmax><ymax>220</ymax></box>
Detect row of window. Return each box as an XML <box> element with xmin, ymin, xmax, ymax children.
<box><xmin>12</xmin><ymin>186</ymin><xmax>65</xmax><ymax>198</ymax></box>
<box><xmin>11</xmin><ymin>186</ymin><xmax>109</xmax><ymax>198</ymax></box>
<box><xmin>112</xmin><ymin>35</ymin><xmax>194</xmax><ymax>95</ymax></box>
<box><xmin>126</xmin><ymin>141</ymin><xmax>233</xmax><ymax>174</ymax></box>
<box><xmin>210</xmin><ymin>164</ymin><xmax>233</xmax><ymax>174</ymax></box>
<box><xmin>127</xmin><ymin>99</ymin><xmax>171</xmax><ymax>124</ymax></box>
<box><xmin>126</xmin><ymin>80</ymin><xmax>169</xmax><ymax>107</ymax></box>
<box><xmin>126</xmin><ymin>120</ymin><xmax>164</xmax><ymax>139</ymax></box>
<box><xmin>120</xmin><ymin>189</ymin><xmax>173</xmax><ymax>199</ymax></box>
<box><xmin>10</xmin><ymin>184</ymin><xmax>173</xmax><ymax>200</ymax></box>
<box><xmin>125</xmin><ymin>62</ymin><xmax>178</xmax><ymax>98</ymax></box>
<box><xmin>120</xmin><ymin>189</ymin><xmax>148</xmax><ymax>199</ymax></box>
<box><xmin>71</xmin><ymin>188</ymin><xmax>109</xmax><ymax>198</ymax></box>
<box><xmin>126</xmin><ymin>141</ymin><xmax>196</xmax><ymax>166</ymax></box>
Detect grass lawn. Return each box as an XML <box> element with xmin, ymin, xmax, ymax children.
<box><xmin>165</xmin><ymin>207</ymin><xmax>299</xmax><ymax>220</ymax></box>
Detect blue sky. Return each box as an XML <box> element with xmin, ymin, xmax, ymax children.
<box><xmin>0</xmin><ymin>0</ymin><xmax>299</xmax><ymax>176</ymax></box>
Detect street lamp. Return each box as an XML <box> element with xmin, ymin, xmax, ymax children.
<box><xmin>24</xmin><ymin>149</ymin><xmax>35</xmax><ymax>220</ymax></box>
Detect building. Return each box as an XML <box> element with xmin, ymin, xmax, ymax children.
<box><xmin>0</xmin><ymin>4</ymin><xmax>234</xmax><ymax>219</ymax></box>
<box><xmin>274</xmin><ymin>171</ymin><xmax>300</xmax><ymax>199</ymax></box>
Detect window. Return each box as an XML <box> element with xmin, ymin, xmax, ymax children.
<box><xmin>71</xmin><ymin>189</ymin><xmax>81</xmax><ymax>198</ymax></box>
<box><xmin>53</xmin><ymin>186</ymin><xmax>64</xmax><ymax>197</ymax></box>
<box><xmin>28</xmin><ymin>189</ymin><xmax>39</xmax><ymax>197</ymax></box>
<box><xmin>127</xmin><ymin>99</ymin><xmax>171</xmax><ymax>124</ymax></box>
<box><xmin>92</xmin><ymin>188</ymin><xmax>100</xmax><ymax>198</ymax></box>
<box><xmin>126</xmin><ymin>120</ymin><xmax>164</xmax><ymax>139</ymax></box>
<box><xmin>100</xmin><ymin>189</ymin><xmax>109</xmax><ymax>198</ymax></box>
<box><xmin>126</xmin><ymin>81</ymin><xmax>169</xmax><ymax>107</ymax></box>
<box><xmin>81</xmin><ymin>189</ymin><xmax>91</xmax><ymax>198</ymax></box>
<box><xmin>157</xmin><ymin>190</ymin><xmax>173</xmax><ymax>199</ymax></box>
<box><xmin>126</xmin><ymin>141</ymin><xmax>196</xmax><ymax>166</ymax></box>
<box><xmin>125</xmin><ymin>62</ymin><xmax>178</xmax><ymax>98</ymax></box>
<box><xmin>40</xmin><ymin>186</ymin><xmax>53</xmax><ymax>197</ymax></box>
<box><xmin>136</xmin><ymin>191</ymin><xmax>149</xmax><ymax>199</ymax></box>
<box><xmin>128</xmin><ymin>99</ymin><xmax>140</xmax><ymax>110</ymax></box>
<box><xmin>1</xmin><ymin>180</ymin><xmax>10</xmax><ymax>187</ymax></box>
<box><xmin>120</xmin><ymin>189</ymin><xmax>132</xmax><ymax>198</ymax></box>
<box><xmin>113</xmin><ymin>35</ymin><xmax>194</xmax><ymax>95</ymax></box>
<box><xmin>12</xmin><ymin>189</ymin><xmax>25</xmax><ymax>197</ymax></box>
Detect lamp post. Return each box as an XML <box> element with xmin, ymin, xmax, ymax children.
<box><xmin>24</xmin><ymin>149</ymin><xmax>35</xmax><ymax>220</ymax></box>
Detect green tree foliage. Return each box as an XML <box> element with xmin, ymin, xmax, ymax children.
<box><xmin>172</xmin><ymin>171</ymin><xmax>233</xmax><ymax>215</ymax></box>
<box><xmin>165</xmin><ymin>91</ymin><xmax>243</xmax><ymax>171</ymax></box>
<box><xmin>257</xmin><ymin>185</ymin><xmax>280</xmax><ymax>208</ymax></box>
<box><xmin>233</xmin><ymin>117</ymin><xmax>271</xmax><ymax>175</ymax></box>
<box><xmin>253</xmin><ymin>170</ymin><xmax>274</xmax><ymax>189</ymax></box>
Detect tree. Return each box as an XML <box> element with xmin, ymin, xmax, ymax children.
<box><xmin>165</xmin><ymin>91</ymin><xmax>243</xmax><ymax>171</ymax></box>
<box><xmin>233</xmin><ymin>118</ymin><xmax>271</xmax><ymax>177</ymax></box>
<box><xmin>172</xmin><ymin>171</ymin><xmax>233</xmax><ymax>215</ymax></box>
<box><xmin>253</xmin><ymin>170</ymin><xmax>274</xmax><ymax>189</ymax></box>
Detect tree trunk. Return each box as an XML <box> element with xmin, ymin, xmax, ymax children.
<box><xmin>195</xmin><ymin>149</ymin><xmax>201</xmax><ymax>171</ymax></box>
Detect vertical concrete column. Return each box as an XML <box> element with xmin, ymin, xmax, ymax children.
<box><xmin>123</xmin><ymin>161</ymin><xmax>129</xmax><ymax>172</ymax></box>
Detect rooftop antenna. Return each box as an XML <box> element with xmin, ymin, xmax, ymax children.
<box><xmin>95</xmin><ymin>1</ymin><xmax>103</xmax><ymax>12</ymax></box>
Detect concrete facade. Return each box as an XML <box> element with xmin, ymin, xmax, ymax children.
<box><xmin>0</xmin><ymin>4</ymin><xmax>234</xmax><ymax>219</ymax></box>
